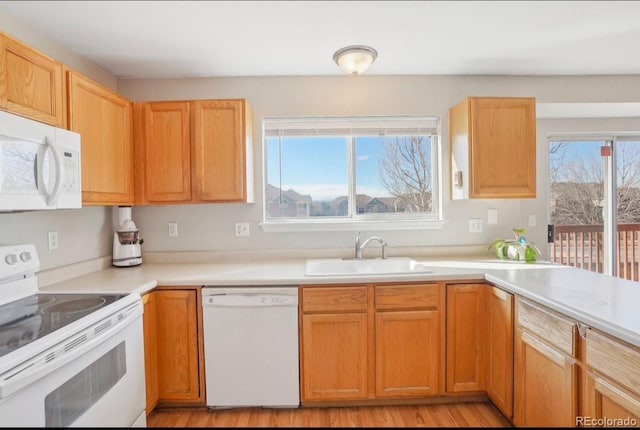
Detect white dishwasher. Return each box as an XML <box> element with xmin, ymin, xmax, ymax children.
<box><xmin>202</xmin><ymin>286</ymin><xmax>300</xmax><ymax>408</ymax></box>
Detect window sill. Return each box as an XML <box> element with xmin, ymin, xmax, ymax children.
<box><xmin>259</xmin><ymin>219</ymin><xmax>447</xmax><ymax>233</ymax></box>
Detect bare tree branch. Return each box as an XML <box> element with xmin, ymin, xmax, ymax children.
<box><xmin>379</xmin><ymin>136</ymin><xmax>432</xmax><ymax>212</ymax></box>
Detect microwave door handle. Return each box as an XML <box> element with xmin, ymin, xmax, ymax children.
<box><xmin>43</xmin><ymin>136</ymin><xmax>63</xmax><ymax>206</ymax></box>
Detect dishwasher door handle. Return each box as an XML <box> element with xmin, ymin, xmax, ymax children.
<box><xmin>204</xmin><ymin>294</ymin><xmax>298</xmax><ymax>307</ymax></box>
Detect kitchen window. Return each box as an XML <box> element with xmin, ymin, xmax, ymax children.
<box><xmin>261</xmin><ymin>116</ymin><xmax>443</xmax><ymax>231</ymax></box>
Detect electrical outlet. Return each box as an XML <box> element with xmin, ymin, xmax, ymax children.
<box><xmin>235</xmin><ymin>222</ymin><xmax>250</xmax><ymax>237</ymax></box>
<box><xmin>168</xmin><ymin>222</ymin><xmax>178</xmax><ymax>237</ymax></box>
<box><xmin>48</xmin><ymin>231</ymin><xmax>58</xmax><ymax>250</ymax></box>
<box><xmin>469</xmin><ymin>219</ymin><xmax>483</xmax><ymax>233</ymax></box>
<box><xmin>528</xmin><ymin>215</ymin><xmax>537</xmax><ymax>227</ymax></box>
<box><xmin>488</xmin><ymin>209</ymin><xmax>498</xmax><ymax>225</ymax></box>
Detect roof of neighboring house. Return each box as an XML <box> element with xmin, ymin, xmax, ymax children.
<box><xmin>266</xmin><ymin>184</ymin><xmax>312</xmax><ymax>203</ymax></box>
<box><xmin>330</xmin><ymin>194</ymin><xmax>373</xmax><ymax>207</ymax></box>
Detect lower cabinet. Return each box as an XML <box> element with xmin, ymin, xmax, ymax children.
<box><xmin>300</xmin><ymin>286</ymin><xmax>370</xmax><ymax>401</ymax></box>
<box><xmin>584</xmin><ymin>372</ymin><xmax>640</xmax><ymax>426</ymax></box>
<box><xmin>485</xmin><ymin>285</ymin><xmax>514</xmax><ymax>419</ymax></box>
<box><xmin>445</xmin><ymin>283</ymin><xmax>514</xmax><ymax>418</ymax></box>
<box><xmin>141</xmin><ymin>292</ymin><xmax>159</xmax><ymax>415</ymax></box>
<box><xmin>301</xmin><ymin>312</ymin><xmax>369</xmax><ymax>400</ymax></box>
<box><xmin>513</xmin><ymin>298</ymin><xmax>578</xmax><ymax>427</ymax></box>
<box><xmin>445</xmin><ymin>283</ymin><xmax>485</xmax><ymax>393</ymax></box>
<box><xmin>375</xmin><ymin>284</ymin><xmax>441</xmax><ymax>398</ymax></box>
<box><xmin>584</xmin><ymin>328</ymin><xmax>640</xmax><ymax>426</ymax></box>
<box><xmin>142</xmin><ymin>287</ymin><xmax>205</xmax><ymax>410</ymax></box>
<box><xmin>300</xmin><ymin>283</ymin><xmax>443</xmax><ymax>403</ymax></box>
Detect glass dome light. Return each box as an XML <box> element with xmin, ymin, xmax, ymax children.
<box><xmin>333</xmin><ymin>45</ymin><xmax>378</xmax><ymax>75</ymax></box>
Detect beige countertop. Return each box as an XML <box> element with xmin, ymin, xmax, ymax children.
<box><xmin>38</xmin><ymin>257</ymin><xmax>640</xmax><ymax>348</ymax></box>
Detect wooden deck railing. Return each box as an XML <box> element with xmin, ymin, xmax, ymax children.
<box><xmin>549</xmin><ymin>224</ymin><xmax>640</xmax><ymax>281</ymax></box>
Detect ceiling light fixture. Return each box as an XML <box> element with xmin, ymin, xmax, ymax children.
<box><xmin>333</xmin><ymin>45</ymin><xmax>378</xmax><ymax>75</ymax></box>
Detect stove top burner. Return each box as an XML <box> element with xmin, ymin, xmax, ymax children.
<box><xmin>0</xmin><ymin>293</ymin><xmax>127</xmax><ymax>358</ymax></box>
<box><xmin>44</xmin><ymin>297</ymin><xmax>106</xmax><ymax>315</ymax></box>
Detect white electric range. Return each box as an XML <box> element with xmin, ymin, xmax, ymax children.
<box><xmin>0</xmin><ymin>244</ymin><xmax>146</xmax><ymax>427</ymax></box>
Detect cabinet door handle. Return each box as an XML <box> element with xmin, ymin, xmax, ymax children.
<box><xmin>576</xmin><ymin>322</ymin><xmax>589</xmax><ymax>339</ymax></box>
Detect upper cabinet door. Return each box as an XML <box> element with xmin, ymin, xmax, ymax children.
<box><xmin>450</xmin><ymin>96</ymin><xmax>536</xmax><ymax>199</ymax></box>
<box><xmin>67</xmin><ymin>70</ymin><xmax>133</xmax><ymax>205</ymax></box>
<box><xmin>191</xmin><ymin>99</ymin><xmax>254</xmax><ymax>203</ymax></box>
<box><xmin>0</xmin><ymin>33</ymin><xmax>64</xmax><ymax>127</ymax></box>
<box><xmin>135</xmin><ymin>101</ymin><xmax>192</xmax><ymax>203</ymax></box>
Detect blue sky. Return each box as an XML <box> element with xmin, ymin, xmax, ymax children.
<box><xmin>266</xmin><ymin>136</ymin><xmax>393</xmax><ymax>200</ymax></box>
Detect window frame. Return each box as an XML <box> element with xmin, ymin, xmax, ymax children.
<box><xmin>260</xmin><ymin>115</ymin><xmax>445</xmax><ymax>232</ymax></box>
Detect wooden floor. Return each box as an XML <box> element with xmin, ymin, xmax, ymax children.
<box><xmin>147</xmin><ymin>402</ymin><xmax>512</xmax><ymax>427</ymax></box>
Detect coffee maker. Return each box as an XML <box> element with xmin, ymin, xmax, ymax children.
<box><xmin>113</xmin><ymin>206</ymin><xmax>143</xmax><ymax>267</ymax></box>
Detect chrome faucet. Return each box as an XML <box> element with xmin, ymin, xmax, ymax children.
<box><xmin>355</xmin><ymin>232</ymin><xmax>387</xmax><ymax>259</ymax></box>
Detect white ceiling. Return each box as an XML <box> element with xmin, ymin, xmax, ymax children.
<box><xmin>2</xmin><ymin>0</ymin><xmax>640</xmax><ymax>79</ymax></box>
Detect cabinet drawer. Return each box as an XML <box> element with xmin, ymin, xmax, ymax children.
<box><xmin>587</xmin><ymin>329</ymin><xmax>640</xmax><ymax>396</ymax></box>
<box><xmin>375</xmin><ymin>284</ymin><xmax>438</xmax><ymax>310</ymax></box>
<box><xmin>517</xmin><ymin>297</ymin><xmax>575</xmax><ymax>357</ymax></box>
<box><xmin>302</xmin><ymin>286</ymin><xmax>367</xmax><ymax>313</ymax></box>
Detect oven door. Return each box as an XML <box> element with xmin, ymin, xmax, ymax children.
<box><xmin>0</xmin><ymin>308</ymin><xmax>145</xmax><ymax>427</ymax></box>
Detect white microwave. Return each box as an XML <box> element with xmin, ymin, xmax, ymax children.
<box><xmin>0</xmin><ymin>110</ymin><xmax>81</xmax><ymax>212</ymax></box>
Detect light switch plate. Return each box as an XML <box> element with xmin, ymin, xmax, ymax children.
<box><xmin>528</xmin><ymin>215</ymin><xmax>537</xmax><ymax>227</ymax></box>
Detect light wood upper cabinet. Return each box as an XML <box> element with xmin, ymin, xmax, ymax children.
<box><xmin>67</xmin><ymin>70</ymin><xmax>133</xmax><ymax>205</ymax></box>
<box><xmin>134</xmin><ymin>101</ymin><xmax>192</xmax><ymax>203</ymax></box>
<box><xmin>450</xmin><ymin>96</ymin><xmax>536</xmax><ymax>199</ymax></box>
<box><xmin>134</xmin><ymin>98</ymin><xmax>254</xmax><ymax>205</ymax></box>
<box><xmin>192</xmin><ymin>99</ymin><xmax>254</xmax><ymax>202</ymax></box>
<box><xmin>0</xmin><ymin>32</ymin><xmax>64</xmax><ymax>127</ymax></box>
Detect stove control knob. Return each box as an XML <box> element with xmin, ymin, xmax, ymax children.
<box><xmin>20</xmin><ymin>251</ymin><xmax>32</xmax><ymax>262</ymax></box>
<box><xmin>5</xmin><ymin>254</ymin><xmax>18</xmax><ymax>265</ymax></box>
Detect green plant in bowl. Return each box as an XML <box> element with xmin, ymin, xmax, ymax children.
<box><xmin>488</xmin><ymin>228</ymin><xmax>541</xmax><ymax>263</ymax></box>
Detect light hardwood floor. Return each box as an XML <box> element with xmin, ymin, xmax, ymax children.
<box><xmin>147</xmin><ymin>402</ymin><xmax>512</xmax><ymax>427</ymax></box>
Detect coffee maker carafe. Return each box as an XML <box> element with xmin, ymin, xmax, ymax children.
<box><xmin>113</xmin><ymin>206</ymin><xmax>143</xmax><ymax>267</ymax></box>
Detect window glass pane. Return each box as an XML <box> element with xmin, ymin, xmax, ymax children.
<box><xmin>355</xmin><ymin>135</ymin><xmax>433</xmax><ymax>215</ymax></box>
<box><xmin>615</xmin><ymin>140</ymin><xmax>640</xmax><ymax>281</ymax></box>
<box><xmin>548</xmin><ymin>140</ymin><xmax>605</xmax><ymax>273</ymax></box>
<box><xmin>266</xmin><ymin>136</ymin><xmax>348</xmax><ymax>219</ymax></box>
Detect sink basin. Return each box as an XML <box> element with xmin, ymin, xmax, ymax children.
<box><xmin>304</xmin><ymin>257</ymin><xmax>432</xmax><ymax>277</ymax></box>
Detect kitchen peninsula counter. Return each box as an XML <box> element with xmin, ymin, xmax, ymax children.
<box><xmin>38</xmin><ymin>257</ymin><xmax>640</xmax><ymax>349</ymax></box>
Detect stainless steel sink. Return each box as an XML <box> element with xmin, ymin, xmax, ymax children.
<box><xmin>304</xmin><ymin>257</ymin><xmax>432</xmax><ymax>277</ymax></box>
